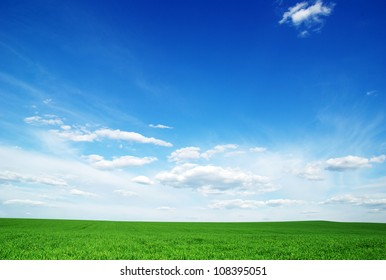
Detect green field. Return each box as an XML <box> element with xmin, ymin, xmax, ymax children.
<box><xmin>0</xmin><ymin>218</ymin><xmax>385</xmax><ymax>260</ymax></box>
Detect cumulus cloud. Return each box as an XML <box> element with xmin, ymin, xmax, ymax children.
<box><xmin>279</xmin><ymin>0</ymin><xmax>334</xmax><ymax>36</ymax></box>
<box><xmin>155</xmin><ymin>163</ymin><xmax>272</xmax><ymax>194</ymax></box>
<box><xmin>24</xmin><ymin>115</ymin><xmax>63</xmax><ymax>126</ymax></box>
<box><xmin>149</xmin><ymin>124</ymin><xmax>173</xmax><ymax>129</ymax></box>
<box><xmin>0</xmin><ymin>170</ymin><xmax>68</xmax><ymax>187</ymax></box>
<box><xmin>84</xmin><ymin>154</ymin><xmax>157</xmax><ymax>169</ymax></box>
<box><xmin>168</xmin><ymin>144</ymin><xmax>239</xmax><ymax>163</ymax></box>
<box><xmin>210</xmin><ymin>199</ymin><xmax>305</xmax><ymax>209</ymax></box>
<box><xmin>168</xmin><ymin>147</ymin><xmax>202</xmax><ymax>163</ymax></box>
<box><xmin>131</xmin><ymin>175</ymin><xmax>154</xmax><ymax>185</ymax></box>
<box><xmin>325</xmin><ymin>155</ymin><xmax>373</xmax><ymax>171</ymax></box>
<box><xmin>296</xmin><ymin>163</ymin><xmax>324</xmax><ymax>181</ymax></box>
<box><xmin>322</xmin><ymin>194</ymin><xmax>386</xmax><ymax>210</ymax></box>
<box><xmin>201</xmin><ymin>144</ymin><xmax>238</xmax><ymax>159</ymax></box>
<box><xmin>3</xmin><ymin>199</ymin><xmax>47</xmax><ymax>206</ymax></box>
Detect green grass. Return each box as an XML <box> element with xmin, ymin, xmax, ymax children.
<box><xmin>0</xmin><ymin>218</ymin><xmax>385</xmax><ymax>260</ymax></box>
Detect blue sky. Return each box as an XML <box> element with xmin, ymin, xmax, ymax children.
<box><xmin>1</xmin><ymin>0</ymin><xmax>385</xmax><ymax>222</ymax></box>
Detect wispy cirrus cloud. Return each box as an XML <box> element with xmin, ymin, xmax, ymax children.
<box><xmin>3</xmin><ymin>199</ymin><xmax>47</xmax><ymax>206</ymax></box>
<box><xmin>24</xmin><ymin>113</ymin><xmax>173</xmax><ymax>147</ymax></box>
<box><xmin>279</xmin><ymin>0</ymin><xmax>334</xmax><ymax>37</ymax></box>
<box><xmin>52</xmin><ymin>127</ymin><xmax>173</xmax><ymax>147</ymax></box>
<box><xmin>24</xmin><ymin>115</ymin><xmax>64</xmax><ymax>126</ymax></box>
<box><xmin>366</xmin><ymin>90</ymin><xmax>378</xmax><ymax>97</ymax></box>
<box><xmin>149</xmin><ymin>124</ymin><xmax>173</xmax><ymax>129</ymax></box>
<box><xmin>0</xmin><ymin>72</ymin><xmax>45</xmax><ymax>98</ymax></box>
<box><xmin>0</xmin><ymin>170</ymin><xmax>68</xmax><ymax>187</ymax></box>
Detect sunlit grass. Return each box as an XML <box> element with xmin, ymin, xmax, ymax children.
<box><xmin>0</xmin><ymin>218</ymin><xmax>385</xmax><ymax>260</ymax></box>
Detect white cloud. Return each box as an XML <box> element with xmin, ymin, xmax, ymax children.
<box><xmin>201</xmin><ymin>144</ymin><xmax>238</xmax><ymax>159</ymax></box>
<box><xmin>69</xmin><ymin>188</ymin><xmax>97</xmax><ymax>197</ymax></box>
<box><xmin>24</xmin><ymin>114</ymin><xmax>173</xmax><ymax>147</ymax></box>
<box><xmin>279</xmin><ymin>0</ymin><xmax>333</xmax><ymax>25</ymax></box>
<box><xmin>197</xmin><ymin>186</ymin><xmax>260</xmax><ymax>197</ymax></box>
<box><xmin>149</xmin><ymin>124</ymin><xmax>173</xmax><ymax>129</ymax></box>
<box><xmin>322</xmin><ymin>194</ymin><xmax>386</xmax><ymax>210</ymax></box>
<box><xmin>156</xmin><ymin>206</ymin><xmax>176</xmax><ymax>211</ymax></box>
<box><xmin>299</xmin><ymin>30</ymin><xmax>310</xmax><ymax>38</ymax></box>
<box><xmin>24</xmin><ymin>115</ymin><xmax>63</xmax><ymax>126</ymax></box>
<box><xmin>43</xmin><ymin>98</ymin><xmax>52</xmax><ymax>105</ymax></box>
<box><xmin>114</xmin><ymin>189</ymin><xmax>138</xmax><ymax>197</ymax></box>
<box><xmin>156</xmin><ymin>163</ymin><xmax>272</xmax><ymax>194</ymax></box>
<box><xmin>0</xmin><ymin>72</ymin><xmax>44</xmax><ymax>97</ymax></box>
<box><xmin>296</xmin><ymin>162</ymin><xmax>324</xmax><ymax>181</ymax></box>
<box><xmin>279</xmin><ymin>0</ymin><xmax>334</xmax><ymax>36</ymax></box>
<box><xmin>366</xmin><ymin>90</ymin><xmax>378</xmax><ymax>97</ymax></box>
<box><xmin>168</xmin><ymin>147</ymin><xmax>202</xmax><ymax>163</ymax></box>
<box><xmin>249</xmin><ymin>147</ymin><xmax>267</xmax><ymax>153</ymax></box>
<box><xmin>83</xmin><ymin>154</ymin><xmax>104</xmax><ymax>162</ymax></box>
<box><xmin>3</xmin><ymin>199</ymin><xmax>47</xmax><ymax>206</ymax></box>
<box><xmin>95</xmin><ymin>128</ymin><xmax>172</xmax><ymax>147</ymax></box>
<box><xmin>369</xmin><ymin>155</ymin><xmax>386</xmax><ymax>164</ymax></box>
<box><xmin>300</xmin><ymin>210</ymin><xmax>320</xmax><ymax>215</ymax></box>
<box><xmin>0</xmin><ymin>170</ymin><xmax>68</xmax><ymax>187</ymax></box>
<box><xmin>50</xmin><ymin>123</ymin><xmax>172</xmax><ymax>146</ymax></box>
<box><xmin>84</xmin><ymin>154</ymin><xmax>157</xmax><ymax>169</ymax></box>
<box><xmin>132</xmin><ymin>175</ymin><xmax>154</xmax><ymax>185</ymax></box>
<box><xmin>293</xmin><ymin>155</ymin><xmax>386</xmax><ymax>174</ymax></box>
<box><xmin>52</xmin><ymin>129</ymin><xmax>98</xmax><ymax>142</ymax></box>
<box><xmin>279</xmin><ymin>1</ymin><xmax>308</xmax><ymax>25</ymax></box>
<box><xmin>168</xmin><ymin>144</ymin><xmax>239</xmax><ymax>163</ymax></box>
<box><xmin>325</xmin><ymin>155</ymin><xmax>371</xmax><ymax>171</ymax></box>
<box><xmin>265</xmin><ymin>199</ymin><xmax>305</xmax><ymax>207</ymax></box>
<box><xmin>60</xmin><ymin>125</ymin><xmax>72</xmax><ymax>130</ymax></box>
<box><xmin>0</xmin><ymin>145</ymin><xmax>169</xmax><ymax>217</ymax></box>
<box><xmin>210</xmin><ymin>199</ymin><xmax>305</xmax><ymax>209</ymax></box>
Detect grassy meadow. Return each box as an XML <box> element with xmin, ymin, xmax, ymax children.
<box><xmin>0</xmin><ymin>218</ymin><xmax>385</xmax><ymax>260</ymax></box>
